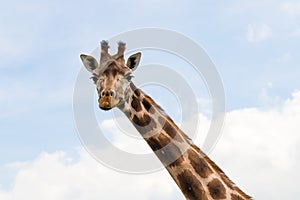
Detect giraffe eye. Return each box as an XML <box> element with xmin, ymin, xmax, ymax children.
<box><xmin>90</xmin><ymin>76</ymin><xmax>98</xmax><ymax>84</ymax></box>
<box><xmin>125</xmin><ymin>74</ymin><xmax>134</xmax><ymax>81</ymax></box>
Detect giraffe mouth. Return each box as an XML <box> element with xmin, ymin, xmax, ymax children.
<box><xmin>99</xmin><ymin>106</ymin><xmax>112</xmax><ymax>111</ymax></box>
<box><xmin>98</xmin><ymin>97</ymin><xmax>119</xmax><ymax>111</ymax></box>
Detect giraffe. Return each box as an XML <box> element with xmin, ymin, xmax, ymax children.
<box><xmin>80</xmin><ymin>41</ymin><xmax>252</xmax><ymax>200</ymax></box>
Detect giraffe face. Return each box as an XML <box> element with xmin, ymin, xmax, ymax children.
<box><xmin>80</xmin><ymin>44</ymin><xmax>141</xmax><ymax>110</ymax></box>
<box><xmin>94</xmin><ymin>62</ymin><xmax>133</xmax><ymax>110</ymax></box>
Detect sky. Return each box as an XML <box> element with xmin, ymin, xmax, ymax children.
<box><xmin>0</xmin><ymin>0</ymin><xmax>300</xmax><ymax>199</ymax></box>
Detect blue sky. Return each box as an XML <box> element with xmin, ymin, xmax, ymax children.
<box><xmin>1</xmin><ymin>0</ymin><xmax>300</xmax><ymax>199</ymax></box>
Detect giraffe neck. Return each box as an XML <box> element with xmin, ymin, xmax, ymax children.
<box><xmin>118</xmin><ymin>83</ymin><xmax>251</xmax><ymax>200</ymax></box>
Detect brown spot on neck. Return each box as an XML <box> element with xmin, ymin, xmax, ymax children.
<box><xmin>177</xmin><ymin>170</ymin><xmax>208</xmax><ymax>200</ymax></box>
<box><xmin>131</xmin><ymin>95</ymin><xmax>142</xmax><ymax>112</ymax></box>
<box><xmin>146</xmin><ymin>133</ymin><xmax>170</xmax><ymax>151</ymax></box>
<box><xmin>207</xmin><ymin>178</ymin><xmax>226</xmax><ymax>199</ymax></box>
<box><xmin>142</xmin><ymin>97</ymin><xmax>152</xmax><ymax>111</ymax></box>
<box><xmin>146</xmin><ymin>134</ymin><xmax>184</xmax><ymax>167</ymax></box>
<box><xmin>162</xmin><ymin>119</ymin><xmax>178</xmax><ymax>138</ymax></box>
<box><xmin>132</xmin><ymin>113</ymin><xmax>153</xmax><ymax>134</ymax></box>
<box><xmin>132</xmin><ymin>114</ymin><xmax>151</xmax><ymax>127</ymax></box>
<box><xmin>130</xmin><ymin>83</ymin><xmax>141</xmax><ymax>97</ymax></box>
<box><xmin>161</xmin><ymin>119</ymin><xmax>186</xmax><ymax>143</ymax></box>
<box><xmin>187</xmin><ymin>149</ymin><xmax>213</xmax><ymax>178</ymax></box>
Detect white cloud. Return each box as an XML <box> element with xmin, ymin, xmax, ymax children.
<box><xmin>1</xmin><ymin>91</ymin><xmax>300</xmax><ymax>199</ymax></box>
<box><xmin>246</xmin><ymin>24</ymin><xmax>272</xmax><ymax>42</ymax></box>
<box><xmin>0</xmin><ymin>150</ymin><xmax>182</xmax><ymax>200</ymax></box>
<box><xmin>210</xmin><ymin>90</ymin><xmax>300</xmax><ymax>199</ymax></box>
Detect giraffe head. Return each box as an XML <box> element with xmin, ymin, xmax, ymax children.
<box><xmin>80</xmin><ymin>41</ymin><xmax>141</xmax><ymax>110</ymax></box>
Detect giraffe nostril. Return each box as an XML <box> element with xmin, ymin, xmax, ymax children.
<box><xmin>100</xmin><ymin>90</ymin><xmax>115</xmax><ymax>97</ymax></box>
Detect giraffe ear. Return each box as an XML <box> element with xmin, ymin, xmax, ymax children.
<box><xmin>126</xmin><ymin>52</ymin><xmax>141</xmax><ymax>71</ymax></box>
<box><xmin>80</xmin><ymin>54</ymin><xmax>99</xmax><ymax>73</ymax></box>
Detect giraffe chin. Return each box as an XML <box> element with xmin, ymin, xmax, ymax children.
<box><xmin>99</xmin><ymin>106</ymin><xmax>112</xmax><ymax>111</ymax></box>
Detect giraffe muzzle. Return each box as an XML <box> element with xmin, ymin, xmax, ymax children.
<box><xmin>98</xmin><ymin>96</ymin><xmax>119</xmax><ymax>111</ymax></box>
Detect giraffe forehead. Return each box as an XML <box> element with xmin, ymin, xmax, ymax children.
<box><xmin>102</xmin><ymin>64</ymin><xmax>128</xmax><ymax>76</ymax></box>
